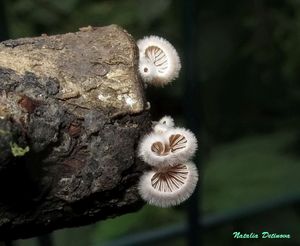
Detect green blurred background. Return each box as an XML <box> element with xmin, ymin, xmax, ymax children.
<box><xmin>1</xmin><ymin>0</ymin><xmax>300</xmax><ymax>245</ymax></box>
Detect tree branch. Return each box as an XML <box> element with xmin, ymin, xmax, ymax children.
<box><xmin>0</xmin><ymin>25</ymin><xmax>150</xmax><ymax>240</ymax></box>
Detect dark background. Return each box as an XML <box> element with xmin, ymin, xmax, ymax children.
<box><xmin>1</xmin><ymin>0</ymin><xmax>300</xmax><ymax>245</ymax></box>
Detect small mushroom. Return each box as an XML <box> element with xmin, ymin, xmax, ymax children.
<box><xmin>138</xmin><ymin>127</ymin><xmax>197</xmax><ymax>168</ymax></box>
<box><xmin>153</xmin><ymin>115</ymin><xmax>175</xmax><ymax>134</ymax></box>
<box><xmin>137</xmin><ymin>36</ymin><xmax>181</xmax><ymax>86</ymax></box>
<box><xmin>138</xmin><ymin>162</ymin><xmax>198</xmax><ymax>207</ymax></box>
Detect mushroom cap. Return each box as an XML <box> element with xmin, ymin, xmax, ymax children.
<box><xmin>138</xmin><ymin>162</ymin><xmax>198</xmax><ymax>207</ymax></box>
<box><xmin>138</xmin><ymin>127</ymin><xmax>198</xmax><ymax>168</ymax></box>
<box><xmin>137</xmin><ymin>35</ymin><xmax>181</xmax><ymax>86</ymax></box>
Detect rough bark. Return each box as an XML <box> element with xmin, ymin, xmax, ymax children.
<box><xmin>0</xmin><ymin>25</ymin><xmax>151</xmax><ymax>240</ymax></box>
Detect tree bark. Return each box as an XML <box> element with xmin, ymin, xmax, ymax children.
<box><xmin>0</xmin><ymin>25</ymin><xmax>151</xmax><ymax>240</ymax></box>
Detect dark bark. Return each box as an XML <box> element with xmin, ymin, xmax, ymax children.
<box><xmin>0</xmin><ymin>25</ymin><xmax>150</xmax><ymax>240</ymax></box>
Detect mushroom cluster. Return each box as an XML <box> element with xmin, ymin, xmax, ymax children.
<box><xmin>137</xmin><ymin>36</ymin><xmax>198</xmax><ymax>207</ymax></box>
<box><xmin>138</xmin><ymin>116</ymin><xmax>198</xmax><ymax>208</ymax></box>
